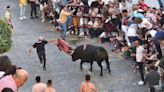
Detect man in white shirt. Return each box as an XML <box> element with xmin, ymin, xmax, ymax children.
<box><xmin>127</xmin><ymin>23</ymin><xmax>139</xmax><ymax>44</ymax></box>
<box><xmin>134</xmin><ymin>40</ymin><xmax>145</xmax><ymax>85</ymax></box>
<box><xmin>31</xmin><ymin>76</ymin><xmax>46</xmax><ymax>92</ymax></box>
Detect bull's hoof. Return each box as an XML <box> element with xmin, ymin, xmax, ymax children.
<box><xmin>80</xmin><ymin>68</ymin><xmax>83</xmax><ymax>71</ymax></box>
<box><xmin>89</xmin><ymin>69</ymin><xmax>92</xmax><ymax>71</ymax></box>
<box><xmin>100</xmin><ymin>73</ymin><xmax>103</xmax><ymax>76</ymax></box>
<box><xmin>105</xmin><ymin>68</ymin><xmax>108</xmax><ymax>71</ymax></box>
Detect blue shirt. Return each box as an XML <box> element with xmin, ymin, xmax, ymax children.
<box><xmin>134</xmin><ymin>13</ymin><xmax>145</xmax><ymax>19</ymax></box>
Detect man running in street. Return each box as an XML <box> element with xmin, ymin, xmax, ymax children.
<box><xmin>28</xmin><ymin>37</ymin><xmax>55</xmax><ymax>70</ymax></box>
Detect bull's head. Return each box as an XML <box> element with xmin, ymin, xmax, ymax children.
<box><xmin>70</xmin><ymin>50</ymin><xmax>79</xmax><ymax>62</ymax></box>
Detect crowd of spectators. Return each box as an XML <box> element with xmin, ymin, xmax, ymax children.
<box><xmin>47</xmin><ymin>0</ymin><xmax>164</xmax><ymax>92</ymax></box>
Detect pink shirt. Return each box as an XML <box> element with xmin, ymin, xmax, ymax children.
<box><xmin>0</xmin><ymin>75</ymin><xmax>17</xmax><ymax>92</ymax></box>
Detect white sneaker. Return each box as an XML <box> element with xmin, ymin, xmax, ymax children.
<box><xmin>52</xmin><ymin>19</ymin><xmax>55</xmax><ymax>22</ymax></box>
<box><xmin>137</xmin><ymin>80</ymin><xmax>144</xmax><ymax>86</ymax></box>
<box><xmin>20</xmin><ymin>17</ymin><xmax>23</xmax><ymax>20</ymax></box>
<box><xmin>58</xmin><ymin>26</ymin><xmax>62</xmax><ymax>30</ymax></box>
<box><xmin>23</xmin><ymin>16</ymin><xmax>27</xmax><ymax>19</ymax></box>
<box><xmin>41</xmin><ymin>19</ymin><xmax>45</xmax><ymax>22</ymax></box>
<box><xmin>49</xmin><ymin>20</ymin><xmax>52</xmax><ymax>24</ymax></box>
<box><xmin>79</xmin><ymin>32</ymin><xmax>84</xmax><ymax>36</ymax></box>
<box><xmin>66</xmin><ymin>31</ymin><xmax>70</xmax><ymax>35</ymax></box>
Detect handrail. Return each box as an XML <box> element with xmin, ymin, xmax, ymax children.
<box><xmin>60</xmin><ymin>4</ymin><xmax>90</xmax><ymax>8</ymax></box>
<box><xmin>71</xmin><ymin>15</ymin><xmax>103</xmax><ymax>18</ymax></box>
<box><xmin>69</xmin><ymin>25</ymin><xmax>103</xmax><ymax>29</ymax></box>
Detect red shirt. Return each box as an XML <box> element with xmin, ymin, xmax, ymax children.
<box><xmin>138</xmin><ymin>3</ymin><xmax>148</xmax><ymax>10</ymax></box>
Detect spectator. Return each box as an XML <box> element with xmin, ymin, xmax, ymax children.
<box><xmin>73</xmin><ymin>0</ymin><xmax>80</xmax><ymax>4</ymax></box>
<box><xmin>159</xmin><ymin>11</ymin><xmax>164</xmax><ymax>28</ymax></box>
<box><xmin>138</xmin><ymin>0</ymin><xmax>148</xmax><ymax>10</ymax></box>
<box><xmin>31</xmin><ymin>76</ymin><xmax>46</xmax><ymax>92</ymax></box>
<box><xmin>121</xmin><ymin>9</ymin><xmax>131</xmax><ymax>46</ymax></box>
<box><xmin>2</xmin><ymin>88</ymin><xmax>14</xmax><ymax>92</ymax></box>
<box><xmin>5</xmin><ymin>6</ymin><xmax>11</xmax><ymax>24</ymax></box>
<box><xmin>88</xmin><ymin>18</ymin><xmax>103</xmax><ymax>38</ymax></box>
<box><xmin>40</xmin><ymin>1</ymin><xmax>46</xmax><ymax>22</ymax></box>
<box><xmin>146</xmin><ymin>8</ymin><xmax>157</xmax><ymax>25</ymax></box>
<box><xmin>80</xmin><ymin>74</ymin><xmax>97</xmax><ymax>92</ymax></box>
<box><xmin>0</xmin><ymin>56</ymin><xmax>12</xmax><ymax>73</ymax></box>
<box><xmin>135</xmin><ymin>17</ymin><xmax>153</xmax><ymax>30</ymax></box>
<box><xmin>157</xmin><ymin>56</ymin><xmax>164</xmax><ymax>89</ymax></box>
<box><xmin>0</xmin><ymin>69</ymin><xmax>29</xmax><ymax>92</ymax></box>
<box><xmin>158</xmin><ymin>0</ymin><xmax>164</xmax><ymax>8</ymax></box>
<box><xmin>29</xmin><ymin>0</ymin><xmax>38</xmax><ymax>19</ymax></box>
<box><xmin>18</xmin><ymin>0</ymin><xmax>27</xmax><ymax>20</ymax></box>
<box><xmin>144</xmin><ymin>64</ymin><xmax>160</xmax><ymax>92</ymax></box>
<box><xmin>44</xmin><ymin>80</ymin><xmax>56</xmax><ymax>92</ymax></box>
<box><xmin>61</xmin><ymin>0</ymin><xmax>68</xmax><ymax>6</ymax></box>
<box><xmin>0</xmin><ymin>56</ymin><xmax>17</xmax><ymax>77</ymax></box>
<box><xmin>81</xmin><ymin>0</ymin><xmax>89</xmax><ymax>14</ymax></box>
<box><xmin>52</xmin><ymin>0</ymin><xmax>60</xmax><ymax>13</ymax></box>
<box><xmin>57</xmin><ymin>6</ymin><xmax>74</xmax><ymax>40</ymax></box>
<box><xmin>158</xmin><ymin>37</ymin><xmax>164</xmax><ymax>47</ymax></box>
<box><xmin>5</xmin><ymin>6</ymin><xmax>14</xmax><ymax>33</ymax></box>
<box><xmin>127</xmin><ymin>19</ymin><xmax>138</xmax><ymax>44</ymax></box>
<box><xmin>4</xmin><ymin>65</ymin><xmax>17</xmax><ymax>76</ymax></box>
<box><xmin>134</xmin><ymin>40</ymin><xmax>145</xmax><ymax>85</ymax></box>
<box><xmin>145</xmin><ymin>30</ymin><xmax>164</xmax><ymax>59</ymax></box>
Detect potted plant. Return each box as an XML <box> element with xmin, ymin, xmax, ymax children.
<box><xmin>0</xmin><ymin>19</ymin><xmax>12</xmax><ymax>54</ymax></box>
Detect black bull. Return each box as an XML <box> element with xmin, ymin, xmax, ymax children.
<box><xmin>71</xmin><ymin>44</ymin><xmax>111</xmax><ymax>76</ymax></box>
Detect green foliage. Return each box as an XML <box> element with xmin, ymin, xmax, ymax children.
<box><xmin>0</xmin><ymin>19</ymin><xmax>12</xmax><ymax>54</ymax></box>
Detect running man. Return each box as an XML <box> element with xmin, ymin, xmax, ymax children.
<box><xmin>28</xmin><ymin>37</ymin><xmax>55</xmax><ymax>70</ymax></box>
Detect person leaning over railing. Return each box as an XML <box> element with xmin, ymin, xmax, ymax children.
<box><xmin>57</xmin><ymin>5</ymin><xmax>75</xmax><ymax>40</ymax></box>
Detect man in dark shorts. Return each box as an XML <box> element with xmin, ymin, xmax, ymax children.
<box><xmin>29</xmin><ymin>37</ymin><xmax>55</xmax><ymax>70</ymax></box>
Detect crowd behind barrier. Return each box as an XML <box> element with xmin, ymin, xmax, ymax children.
<box><xmin>28</xmin><ymin>0</ymin><xmax>164</xmax><ymax>91</ymax></box>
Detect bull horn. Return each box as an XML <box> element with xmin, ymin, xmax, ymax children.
<box><xmin>70</xmin><ymin>50</ymin><xmax>75</xmax><ymax>55</ymax></box>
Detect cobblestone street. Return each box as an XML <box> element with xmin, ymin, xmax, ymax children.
<box><xmin>0</xmin><ymin>0</ymin><xmax>160</xmax><ymax>92</ymax></box>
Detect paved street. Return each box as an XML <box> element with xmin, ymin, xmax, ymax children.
<box><xmin>0</xmin><ymin>0</ymin><xmax>154</xmax><ymax>92</ymax></box>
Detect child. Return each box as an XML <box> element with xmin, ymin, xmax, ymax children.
<box><xmin>5</xmin><ymin>6</ymin><xmax>14</xmax><ymax>33</ymax></box>
<box><xmin>40</xmin><ymin>2</ymin><xmax>47</xmax><ymax>22</ymax></box>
